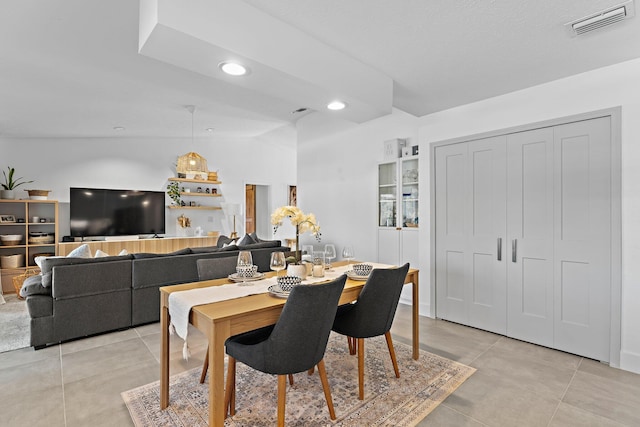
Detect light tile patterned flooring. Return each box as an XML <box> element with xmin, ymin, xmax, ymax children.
<box><xmin>1</xmin><ymin>303</ymin><xmax>639</xmax><ymax>426</ymax></box>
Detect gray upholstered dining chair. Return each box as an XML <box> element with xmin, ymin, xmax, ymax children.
<box><xmin>332</xmin><ymin>263</ymin><xmax>410</xmax><ymax>400</ymax></box>
<box><xmin>196</xmin><ymin>256</ymin><xmax>238</xmax><ymax>281</ymax></box>
<box><xmin>224</xmin><ymin>275</ymin><xmax>347</xmax><ymax>426</ymax></box>
<box><xmin>196</xmin><ymin>256</ymin><xmax>238</xmax><ymax>383</ymax></box>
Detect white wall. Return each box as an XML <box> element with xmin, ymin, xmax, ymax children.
<box><xmin>0</xmin><ymin>129</ymin><xmax>296</xmax><ymax>240</ymax></box>
<box><xmin>297</xmin><ymin>57</ymin><xmax>640</xmax><ymax>374</ymax></box>
<box><xmin>418</xmin><ymin>57</ymin><xmax>640</xmax><ymax>374</ymax></box>
<box><xmin>296</xmin><ymin>109</ymin><xmax>423</xmax><ymax>307</ymax></box>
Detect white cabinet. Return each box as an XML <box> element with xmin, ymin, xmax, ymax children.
<box><xmin>434</xmin><ymin>116</ymin><xmax>613</xmax><ymax>362</ymax></box>
<box><xmin>377</xmin><ymin>156</ymin><xmax>420</xmax><ymax>273</ymax></box>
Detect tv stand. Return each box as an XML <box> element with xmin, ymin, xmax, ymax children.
<box><xmin>58</xmin><ymin>236</ymin><xmax>219</xmax><ymax>256</ymax></box>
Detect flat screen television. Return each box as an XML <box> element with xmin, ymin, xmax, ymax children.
<box><xmin>70</xmin><ymin>188</ymin><xmax>165</xmax><ymax>238</ymax></box>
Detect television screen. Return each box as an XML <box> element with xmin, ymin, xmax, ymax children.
<box><xmin>70</xmin><ymin>188</ymin><xmax>166</xmax><ymax>237</ymax></box>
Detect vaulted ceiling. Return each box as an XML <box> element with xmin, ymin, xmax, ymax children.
<box><xmin>1</xmin><ymin>0</ymin><xmax>639</xmax><ymax>138</ymax></box>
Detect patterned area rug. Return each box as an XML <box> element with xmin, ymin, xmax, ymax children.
<box><xmin>123</xmin><ymin>333</ymin><xmax>475</xmax><ymax>426</ymax></box>
<box><xmin>0</xmin><ymin>294</ymin><xmax>30</xmax><ymax>353</ymax></box>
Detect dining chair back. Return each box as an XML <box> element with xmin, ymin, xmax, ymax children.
<box><xmin>332</xmin><ymin>263</ymin><xmax>410</xmax><ymax>399</ymax></box>
<box><xmin>196</xmin><ymin>257</ymin><xmax>238</xmax><ymax>281</ymax></box>
<box><xmin>224</xmin><ymin>274</ymin><xmax>347</xmax><ymax>426</ymax></box>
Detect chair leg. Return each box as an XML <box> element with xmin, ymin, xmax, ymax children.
<box><xmin>224</xmin><ymin>357</ymin><xmax>236</xmax><ymax>417</ymax></box>
<box><xmin>384</xmin><ymin>331</ymin><xmax>400</xmax><ymax>378</ymax></box>
<box><xmin>199</xmin><ymin>345</ymin><xmax>209</xmax><ymax>384</ymax></box>
<box><xmin>317</xmin><ymin>359</ymin><xmax>337</xmax><ymax>420</ymax></box>
<box><xmin>288</xmin><ymin>373</ymin><xmax>294</xmax><ymax>385</ymax></box>
<box><xmin>277</xmin><ymin>375</ymin><xmax>287</xmax><ymax>427</ymax></box>
<box><xmin>307</xmin><ymin>367</ymin><xmax>315</xmax><ymax>375</ymax></box>
<box><xmin>357</xmin><ymin>337</ymin><xmax>365</xmax><ymax>400</ymax></box>
<box><xmin>347</xmin><ymin>336</ymin><xmax>357</xmax><ymax>355</ymax></box>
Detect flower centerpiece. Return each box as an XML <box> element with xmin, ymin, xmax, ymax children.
<box><xmin>271</xmin><ymin>205</ymin><xmax>321</xmax><ymax>264</ymax></box>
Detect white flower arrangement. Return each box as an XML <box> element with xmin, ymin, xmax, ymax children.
<box><xmin>271</xmin><ymin>205</ymin><xmax>321</xmax><ymax>263</ymax></box>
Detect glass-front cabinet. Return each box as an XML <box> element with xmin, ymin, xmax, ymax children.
<box><xmin>378</xmin><ymin>162</ymin><xmax>397</xmax><ymax>227</ymax></box>
<box><xmin>378</xmin><ymin>157</ymin><xmax>419</xmax><ymax>229</ymax></box>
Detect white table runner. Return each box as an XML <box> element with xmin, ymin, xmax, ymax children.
<box><xmin>168</xmin><ymin>262</ymin><xmax>393</xmax><ymax>359</ymax></box>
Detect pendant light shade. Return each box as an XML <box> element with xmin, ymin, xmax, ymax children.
<box><xmin>176</xmin><ymin>151</ymin><xmax>208</xmax><ymax>175</ymax></box>
<box><xmin>176</xmin><ymin>105</ymin><xmax>208</xmax><ymax>176</ymax></box>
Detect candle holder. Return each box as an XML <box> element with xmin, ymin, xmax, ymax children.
<box><xmin>312</xmin><ymin>251</ymin><xmax>325</xmax><ymax>278</ymax></box>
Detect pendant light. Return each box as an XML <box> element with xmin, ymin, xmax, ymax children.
<box><xmin>176</xmin><ymin>105</ymin><xmax>208</xmax><ymax>178</ymax></box>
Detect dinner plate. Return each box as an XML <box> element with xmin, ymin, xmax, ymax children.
<box><xmin>228</xmin><ymin>272</ymin><xmax>266</xmax><ymax>282</ymax></box>
<box><xmin>268</xmin><ymin>284</ymin><xmax>290</xmax><ymax>298</ymax></box>
<box><xmin>346</xmin><ymin>270</ymin><xmax>370</xmax><ymax>281</ymax></box>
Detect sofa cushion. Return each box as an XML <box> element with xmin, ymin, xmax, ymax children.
<box><xmin>132</xmin><ymin>248</ymin><xmax>193</xmax><ymax>259</ymax></box>
<box><xmin>219</xmin><ymin>244</ymin><xmax>239</xmax><ymax>251</ymax></box>
<box><xmin>238</xmin><ymin>241</ymin><xmax>282</xmax><ymax>250</ymax></box>
<box><xmin>40</xmin><ymin>254</ymin><xmax>134</xmax><ymax>288</ymax></box>
<box><xmin>190</xmin><ymin>246</ymin><xmax>221</xmax><ymax>254</ymax></box>
<box><xmin>20</xmin><ymin>275</ymin><xmax>51</xmax><ymax>297</ymax></box>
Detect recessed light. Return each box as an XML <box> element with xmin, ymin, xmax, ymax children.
<box><xmin>327</xmin><ymin>100</ymin><xmax>346</xmax><ymax>110</ymax></box>
<box><xmin>292</xmin><ymin>107</ymin><xmax>308</xmax><ymax>114</ymax></box>
<box><xmin>219</xmin><ymin>61</ymin><xmax>249</xmax><ymax>76</ymax></box>
<box><xmin>113</xmin><ymin>126</ymin><xmax>125</xmax><ymax>131</ymax></box>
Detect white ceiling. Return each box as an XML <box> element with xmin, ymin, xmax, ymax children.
<box><xmin>1</xmin><ymin>0</ymin><xmax>639</xmax><ymax>139</ymax></box>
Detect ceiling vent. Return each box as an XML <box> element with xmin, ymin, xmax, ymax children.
<box><xmin>565</xmin><ymin>0</ymin><xmax>635</xmax><ymax>36</ymax></box>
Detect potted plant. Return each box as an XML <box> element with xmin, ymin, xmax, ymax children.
<box><xmin>166</xmin><ymin>181</ymin><xmax>181</xmax><ymax>206</ymax></box>
<box><xmin>1</xmin><ymin>167</ymin><xmax>33</xmax><ymax>200</ymax></box>
<box><xmin>271</xmin><ymin>205</ymin><xmax>321</xmax><ymax>278</ymax></box>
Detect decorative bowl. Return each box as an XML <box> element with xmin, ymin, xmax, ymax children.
<box><xmin>0</xmin><ymin>234</ymin><xmax>23</xmax><ymax>246</ymax></box>
<box><xmin>236</xmin><ymin>265</ymin><xmax>258</xmax><ymax>278</ymax></box>
<box><xmin>277</xmin><ymin>275</ymin><xmax>302</xmax><ymax>292</ymax></box>
<box><xmin>352</xmin><ymin>263</ymin><xmax>373</xmax><ymax>276</ymax></box>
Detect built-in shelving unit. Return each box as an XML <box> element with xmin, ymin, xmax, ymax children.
<box><xmin>167</xmin><ymin>177</ymin><xmax>223</xmax><ymax>210</ymax></box>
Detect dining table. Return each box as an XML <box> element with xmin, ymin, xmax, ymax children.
<box><xmin>159</xmin><ymin>260</ymin><xmax>420</xmax><ymax>427</ymax></box>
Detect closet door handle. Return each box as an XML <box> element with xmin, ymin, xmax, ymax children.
<box><xmin>512</xmin><ymin>239</ymin><xmax>517</xmax><ymax>263</ymax></box>
<box><xmin>497</xmin><ymin>238</ymin><xmax>502</xmax><ymax>261</ymax></box>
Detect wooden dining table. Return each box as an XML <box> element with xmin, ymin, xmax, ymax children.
<box><xmin>159</xmin><ymin>261</ymin><xmax>420</xmax><ymax>427</ymax></box>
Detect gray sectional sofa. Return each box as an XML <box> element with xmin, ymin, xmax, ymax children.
<box><xmin>20</xmin><ymin>238</ymin><xmax>288</xmax><ymax>349</ymax></box>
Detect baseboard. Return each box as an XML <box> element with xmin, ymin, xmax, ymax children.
<box><xmin>619</xmin><ymin>350</ymin><xmax>640</xmax><ymax>374</ymax></box>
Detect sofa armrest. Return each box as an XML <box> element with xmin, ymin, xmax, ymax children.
<box><xmin>20</xmin><ymin>275</ymin><xmax>52</xmax><ymax>298</ymax></box>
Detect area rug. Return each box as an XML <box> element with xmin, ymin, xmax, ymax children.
<box><xmin>122</xmin><ymin>333</ymin><xmax>475</xmax><ymax>426</ymax></box>
<box><xmin>0</xmin><ymin>294</ymin><xmax>30</xmax><ymax>353</ymax></box>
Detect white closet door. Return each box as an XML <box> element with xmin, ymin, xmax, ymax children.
<box><xmin>506</xmin><ymin>128</ymin><xmax>555</xmax><ymax>348</ymax></box>
<box><xmin>435</xmin><ymin>143</ymin><xmax>469</xmax><ymax>324</ymax></box>
<box><xmin>553</xmin><ymin>117</ymin><xmax>611</xmax><ymax>361</ymax></box>
<box><xmin>467</xmin><ymin>136</ymin><xmax>507</xmax><ymax>334</ymax></box>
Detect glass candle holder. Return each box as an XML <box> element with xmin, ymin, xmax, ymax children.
<box><xmin>312</xmin><ymin>251</ymin><xmax>325</xmax><ymax>278</ymax></box>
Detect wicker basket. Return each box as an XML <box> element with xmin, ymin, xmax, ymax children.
<box><xmin>12</xmin><ymin>268</ymin><xmax>39</xmax><ymax>299</ymax></box>
<box><xmin>28</xmin><ymin>235</ymin><xmax>55</xmax><ymax>244</ymax></box>
<box><xmin>1</xmin><ymin>254</ymin><xmax>25</xmax><ymax>268</ymax></box>
<box><xmin>25</xmin><ymin>189</ymin><xmax>51</xmax><ymax>199</ymax></box>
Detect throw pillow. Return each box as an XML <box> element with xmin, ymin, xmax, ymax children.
<box><xmin>216</xmin><ymin>235</ymin><xmax>233</xmax><ymax>248</ymax></box>
<box><xmin>236</xmin><ymin>233</ymin><xmax>257</xmax><ymax>246</ymax></box>
<box><xmin>67</xmin><ymin>243</ymin><xmax>92</xmax><ymax>258</ymax></box>
<box><xmin>94</xmin><ymin>249</ymin><xmax>110</xmax><ymax>258</ymax></box>
<box><xmin>118</xmin><ymin>249</ymin><xmax>129</xmax><ymax>256</ymax></box>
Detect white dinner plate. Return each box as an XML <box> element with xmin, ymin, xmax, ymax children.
<box><xmin>228</xmin><ymin>272</ymin><xmax>265</xmax><ymax>282</ymax></box>
<box><xmin>268</xmin><ymin>284</ymin><xmax>290</xmax><ymax>298</ymax></box>
<box><xmin>346</xmin><ymin>270</ymin><xmax>370</xmax><ymax>281</ymax></box>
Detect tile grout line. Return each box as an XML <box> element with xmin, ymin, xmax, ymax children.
<box><xmin>59</xmin><ymin>344</ymin><xmax>68</xmax><ymax>427</ymax></box>
<box><xmin>545</xmin><ymin>356</ymin><xmax>583</xmax><ymax>427</ymax></box>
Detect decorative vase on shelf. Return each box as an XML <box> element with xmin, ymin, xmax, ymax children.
<box><xmin>0</xmin><ymin>190</ymin><xmax>15</xmax><ymax>200</ymax></box>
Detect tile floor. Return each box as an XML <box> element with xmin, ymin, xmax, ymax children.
<box><xmin>1</xmin><ymin>303</ymin><xmax>639</xmax><ymax>426</ymax></box>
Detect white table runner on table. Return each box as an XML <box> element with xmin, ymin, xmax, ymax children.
<box><xmin>168</xmin><ymin>262</ymin><xmax>394</xmax><ymax>359</ymax></box>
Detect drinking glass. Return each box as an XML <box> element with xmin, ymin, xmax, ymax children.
<box><xmin>237</xmin><ymin>251</ymin><xmax>253</xmax><ymax>285</ymax></box>
<box><xmin>342</xmin><ymin>246</ymin><xmax>355</xmax><ymax>266</ymax></box>
<box><xmin>270</xmin><ymin>252</ymin><xmax>286</xmax><ymax>277</ymax></box>
<box><xmin>324</xmin><ymin>244</ymin><xmax>336</xmax><ymax>271</ymax></box>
